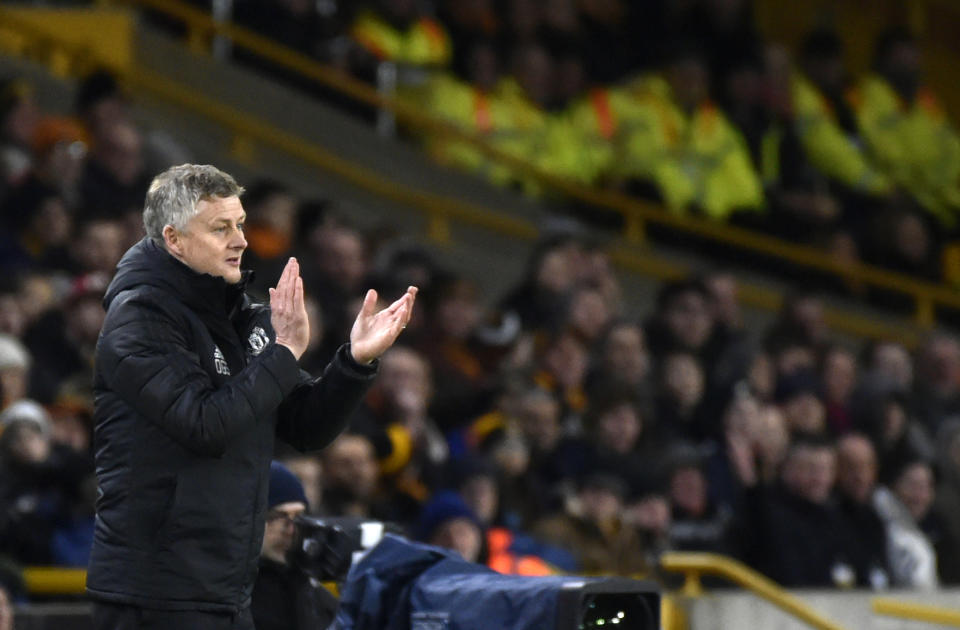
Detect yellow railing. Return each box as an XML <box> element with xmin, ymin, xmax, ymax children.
<box><xmin>873</xmin><ymin>597</ymin><xmax>960</xmax><ymax>627</ymax></box>
<box><xmin>92</xmin><ymin>0</ymin><xmax>960</xmax><ymax>330</ymax></box>
<box><xmin>22</xmin><ymin>567</ymin><xmax>86</xmax><ymax>595</ymax></box>
<box><xmin>660</xmin><ymin>552</ymin><xmax>847</xmax><ymax>630</ymax></box>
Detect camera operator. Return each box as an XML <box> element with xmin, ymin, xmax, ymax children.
<box><xmin>252</xmin><ymin>462</ymin><xmax>338</xmax><ymax>630</ymax></box>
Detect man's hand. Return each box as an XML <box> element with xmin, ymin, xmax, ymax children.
<box><xmin>270</xmin><ymin>258</ymin><xmax>310</xmax><ymax>360</ymax></box>
<box><xmin>350</xmin><ymin>286</ymin><xmax>417</xmax><ymax>364</ymax></box>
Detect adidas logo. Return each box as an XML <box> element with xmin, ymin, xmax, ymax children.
<box><xmin>213</xmin><ymin>345</ymin><xmax>231</xmax><ymax>376</ymax></box>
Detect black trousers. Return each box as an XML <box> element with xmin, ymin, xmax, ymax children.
<box><xmin>92</xmin><ymin>601</ymin><xmax>256</xmax><ymax>630</ymax></box>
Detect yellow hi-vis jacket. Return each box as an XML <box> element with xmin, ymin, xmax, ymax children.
<box><xmin>792</xmin><ymin>74</ymin><xmax>891</xmax><ymax>196</ymax></box>
<box><xmin>350</xmin><ymin>11</ymin><xmax>451</xmax><ymax>67</ymax></box>
<box><xmin>613</xmin><ymin>76</ymin><xmax>764</xmax><ymax>220</ymax></box>
<box><xmin>851</xmin><ymin>74</ymin><xmax>960</xmax><ymax>228</ymax></box>
<box><xmin>418</xmin><ymin>75</ymin><xmax>548</xmax><ymax>194</ymax></box>
<box><xmin>536</xmin><ymin>87</ymin><xmax>631</xmax><ymax>188</ymax></box>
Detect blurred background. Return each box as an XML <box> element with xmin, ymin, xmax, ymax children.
<box><xmin>2</xmin><ymin>0</ymin><xmax>960</xmax><ymax>628</ymax></box>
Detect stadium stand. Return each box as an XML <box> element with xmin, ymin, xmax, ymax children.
<box><xmin>2</xmin><ymin>0</ymin><xmax>960</xmax><ymax>629</ymax></box>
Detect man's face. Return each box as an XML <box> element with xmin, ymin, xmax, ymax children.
<box><xmin>604</xmin><ymin>325</ymin><xmax>649</xmax><ymax>384</ymax></box>
<box><xmin>664</xmin><ymin>291</ymin><xmax>713</xmax><ymax>350</ymax></box>
<box><xmin>783</xmin><ymin>446</ymin><xmax>836</xmax><ymax>505</ymax></box>
<box><xmin>261</xmin><ymin>501</ymin><xmax>306</xmax><ymax>564</ymax></box>
<box><xmin>836</xmin><ymin>437</ymin><xmax>877</xmax><ymax>505</ymax></box>
<box><xmin>167</xmin><ymin>196</ymin><xmax>247</xmax><ymax>284</ymax></box>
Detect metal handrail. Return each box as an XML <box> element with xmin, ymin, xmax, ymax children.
<box><xmin>660</xmin><ymin>552</ymin><xmax>847</xmax><ymax>630</ymax></box>
<box><xmin>873</xmin><ymin>597</ymin><xmax>960</xmax><ymax>627</ymax></box>
<box><xmin>95</xmin><ymin>0</ymin><xmax>960</xmax><ymax>329</ymax></box>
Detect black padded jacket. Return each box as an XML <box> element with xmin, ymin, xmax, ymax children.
<box><xmin>86</xmin><ymin>238</ymin><xmax>376</xmax><ymax>612</ymax></box>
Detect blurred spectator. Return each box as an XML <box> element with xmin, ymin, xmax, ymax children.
<box><xmin>68</xmin><ymin>217</ymin><xmax>124</xmax><ymax>276</ymax></box>
<box><xmin>26</xmin><ymin>116</ymin><xmax>87</xmax><ymax>210</ymax></box>
<box><xmin>585</xmin><ymin>319</ymin><xmax>650</xmax><ymax>399</ymax></box>
<box><xmin>301</xmin><ymin>221</ymin><xmax>370</xmax><ymax>363</ymax></box>
<box><xmin>500</xmin><ymin>237</ymin><xmax>579</xmax><ymax>333</ymax></box>
<box><xmin>532</xmin><ymin>472</ymin><xmax>648</xmax><ymax>576</ymax></box>
<box><xmin>563</xmin><ymin>284</ymin><xmax>613</xmax><ymax>345</ymax></box>
<box><xmin>353</xmin><ymin>347</ymin><xmax>448</xmax><ymax>525</ymax></box>
<box><xmin>0</xmin><ymin>183</ymin><xmax>72</xmax><ymax>273</ymax></box>
<box><xmin>50</xmin><ymin>471</ymin><xmax>96</xmax><ymax>568</ymax></box>
<box><xmin>765</xmin><ymin>290</ymin><xmax>830</xmax><ymax>354</ymax></box>
<box><xmin>645</xmin><ymin>279</ymin><xmax>715</xmax><ymax>361</ymax></box>
<box><xmin>319</xmin><ymin>433</ymin><xmax>380</xmax><ymax>518</ymax></box>
<box><xmin>0</xmin><ymin>287</ymin><xmax>25</xmax><ymax>339</ymax></box>
<box><xmin>852</xmin><ymin>28</ymin><xmax>960</xmax><ymax>233</ymax></box>
<box><xmin>873</xmin><ymin>458</ymin><xmax>940</xmax><ymax>588</ymax></box>
<box><xmin>416</xmin><ymin>274</ymin><xmax>495</xmax><ymax>430</ymax></box>
<box><xmin>857</xmin><ymin>389</ymin><xmax>933</xmax><ymax>483</ymax></box>
<box><xmin>0</xmin><ymin>584</ymin><xmax>10</xmax><ymax>630</ymax></box>
<box><xmin>74</xmin><ymin>70</ymin><xmax>191</xmax><ymax>175</ymax></box>
<box><xmin>0</xmin><ymin>78</ymin><xmax>39</xmax><ymax>194</ymax></box>
<box><xmin>350</xmin><ymin>0</ymin><xmax>452</xmax><ymax>69</ymax></box>
<box><xmin>277</xmin><ymin>454</ymin><xmax>323</xmax><ymax>517</ymax></box>
<box><xmin>486</xmin><ymin>41</ymin><xmax>555</xmax><ymax>195</ymax></box>
<box><xmin>533</xmin><ymin>330</ymin><xmax>589</xmax><ymax>425</ymax></box>
<box><xmin>913</xmin><ymin>332</ymin><xmax>960</xmax><ymax>435</ymax></box>
<box><xmin>447</xmin><ymin>457</ymin><xmax>567</xmax><ymax>573</ymax></box>
<box><xmin>861</xmin><ymin>340</ymin><xmax>913</xmax><ymax>393</ymax></box>
<box><xmin>743</xmin><ymin>437</ymin><xmax>857</xmax><ymax>587</ymax></box>
<box><xmin>78</xmin><ymin>119</ymin><xmax>150</xmax><ymax>223</ymax></box>
<box><xmin>0</xmin><ymin>334</ymin><xmax>30</xmax><ymax>410</ymax></box>
<box><xmin>241</xmin><ymin>180</ymin><xmax>300</xmax><ymax>298</ymax></box>
<box><xmin>932</xmin><ymin>419</ymin><xmax>960</xmax><ymax>584</ymax></box>
<box><xmin>655</xmin><ymin>352</ymin><xmax>708</xmax><ymax>443</ymax></box>
<box><xmin>580</xmin><ymin>386</ymin><xmax>659</xmax><ymax>497</ymax></box>
<box><xmin>748</xmin><ymin>44</ymin><xmax>854</xmax><ymax>258</ymax></box>
<box><xmin>774</xmin><ymin>369</ymin><xmax>827</xmax><ymax>437</ymax></box>
<box><xmin>252</xmin><ymin>461</ymin><xmax>338</xmax><ymax>630</ymax></box>
<box><xmin>417</xmin><ymin>490</ymin><xmax>484</xmax><ymax>563</ymax></box>
<box><xmin>419</xmin><ymin>39</ymin><xmax>504</xmax><ymax>180</ymax></box>
<box><xmin>835</xmin><ymin>434</ymin><xmax>891</xmax><ymax>588</ymax></box>
<box><xmin>0</xmin><ymin>401</ymin><xmax>89</xmax><ymax>565</ymax></box>
<box><xmin>793</xmin><ymin>29</ymin><xmax>891</xmax><ymax>200</ymax></box>
<box><xmin>24</xmin><ymin>275</ymin><xmax>106</xmax><ymax>404</ymax></box>
<box><xmin>821</xmin><ymin>346</ymin><xmax>858</xmax><ymax>435</ymax></box>
<box><xmin>614</xmin><ymin>42</ymin><xmax>764</xmax><ymax>222</ymax></box>
<box><xmin>664</xmin><ymin>444</ymin><xmax>736</xmax><ymax>555</ymax></box>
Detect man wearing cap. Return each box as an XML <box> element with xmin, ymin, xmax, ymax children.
<box><xmin>88</xmin><ymin>164</ymin><xmax>416</xmax><ymax>630</ymax></box>
<box><xmin>252</xmin><ymin>461</ymin><xmax>337</xmax><ymax>630</ymax></box>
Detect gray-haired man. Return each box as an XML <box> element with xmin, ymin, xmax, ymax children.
<box><xmin>87</xmin><ymin>164</ymin><xmax>416</xmax><ymax>629</ymax></box>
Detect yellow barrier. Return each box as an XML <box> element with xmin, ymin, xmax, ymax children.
<box><xmin>660</xmin><ymin>552</ymin><xmax>847</xmax><ymax>630</ymax></box>
<box><xmin>873</xmin><ymin>597</ymin><xmax>960</xmax><ymax>627</ymax></box>
<box><xmin>22</xmin><ymin>567</ymin><xmax>86</xmax><ymax>596</ymax></box>
<box><xmin>95</xmin><ymin>0</ymin><xmax>960</xmax><ymax>331</ymax></box>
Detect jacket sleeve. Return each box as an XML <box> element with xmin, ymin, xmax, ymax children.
<box><xmin>98</xmin><ymin>295</ymin><xmax>302</xmax><ymax>457</ymax></box>
<box><xmin>275</xmin><ymin>343</ymin><xmax>379</xmax><ymax>452</ymax></box>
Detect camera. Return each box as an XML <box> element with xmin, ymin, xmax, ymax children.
<box><xmin>335</xmin><ymin>534</ymin><xmax>661</xmax><ymax>630</ymax></box>
<box><xmin>288</xmin><ymin>515</ymin><xmax>401</xmax><ymax>582</ymax></box>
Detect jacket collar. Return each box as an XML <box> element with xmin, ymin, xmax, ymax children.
<box><xmin>105</xmin><ymin>238</ymin><xmax>253</xmax><ymax>319</ymax></box>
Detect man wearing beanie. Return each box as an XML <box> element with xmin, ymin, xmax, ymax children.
<box><xmin>252</xmin><ymin>461</ymin><xmax>338</xmax><ymax>630</ymax></box>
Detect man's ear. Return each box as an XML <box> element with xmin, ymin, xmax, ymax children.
<box><xmin>162</xmin><ymin>225</ymin><xmax>183</xmax><ymax>257</ymax></box>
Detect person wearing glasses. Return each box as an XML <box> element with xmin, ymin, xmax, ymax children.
<box><xmin>252</xmin><ymin>461</ymin><xmax>338</xmax><ymax>630</ymax></box>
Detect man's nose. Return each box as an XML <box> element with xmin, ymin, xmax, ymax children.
<box><xmin>231</xmin><ymin>228</ymin><xmax>247</xmax><ymax>249</ymax></box>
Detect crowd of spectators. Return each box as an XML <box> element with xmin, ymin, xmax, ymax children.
<box><xmin>3</xmin><ymin>0</ymin><xmax>960</xmax><ymax>613</ymax></box>
<box><xmin>228</xmin><ymin>0</ymin><xmax>960</xmax><ymax>287</ymax></box>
